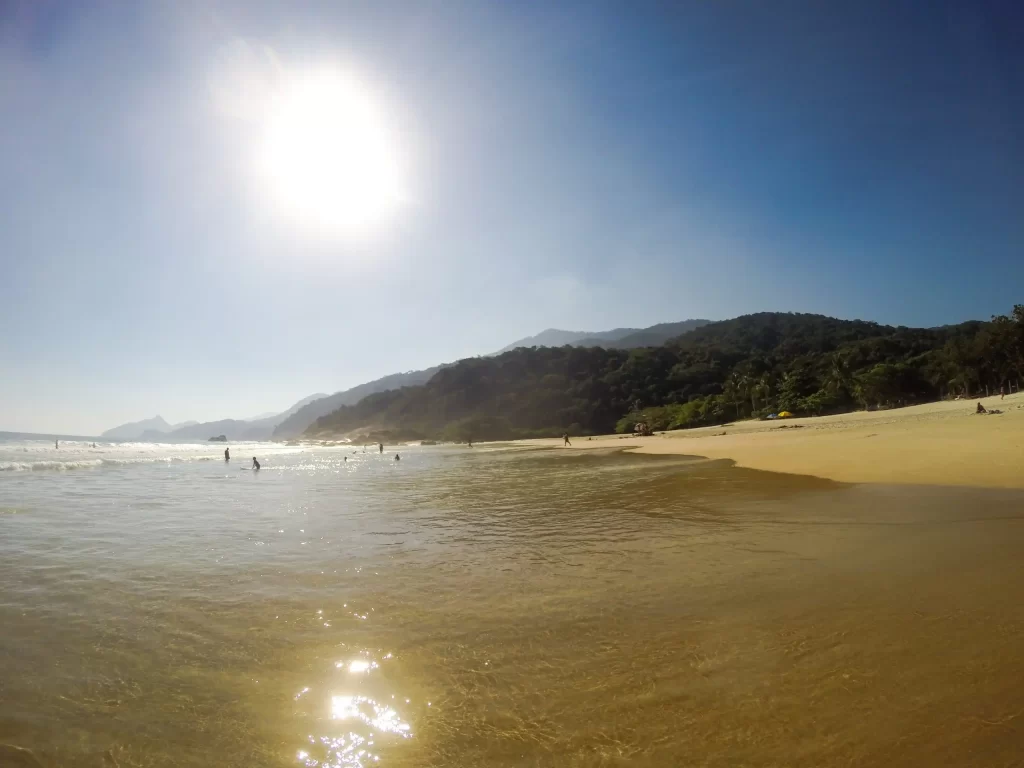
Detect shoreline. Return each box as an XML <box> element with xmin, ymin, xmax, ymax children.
<box><xmin>521</xmin><ymin>393</ymin><xmax>1024</xmax><ymax>489</ymax></box>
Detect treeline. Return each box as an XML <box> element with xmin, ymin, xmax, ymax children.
<box><xmin>308</xmin><ymin>308</ymin><xmax>1024</xmax><ymax>441</ymax></box>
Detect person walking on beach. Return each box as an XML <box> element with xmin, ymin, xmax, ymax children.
<box><xmin>563</xmin><ymin>433</ymin><xmax>571</xmax><ymax>447</ymax></box>
<box><xmin>379</xmin><ymin>443</ymin><xmax>384</xmax><ymax>454</ymax></box>
<box><xmin>252</xmin><ymin>457</ymin><xmax>260</xmax><ymax>470</ymax></box>
<box><xmin>224</xmin><ymin>447</ymin><xmax>230</xmax><ymax>461</ymax></box>
<box><xmin>1000</xmin><ymin>385</ymin><xmax>1006</xmax><ymax>400</ymax></box>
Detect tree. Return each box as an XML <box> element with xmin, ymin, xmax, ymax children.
<box><xmin>307</xmin><ymin>308</ymin><xmax>1024</xmax><ymax>439</ymax></box>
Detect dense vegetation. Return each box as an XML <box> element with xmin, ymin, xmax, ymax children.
<box><xmin>308</xmin><ymin>308</ymin><xmax>1024</xmax><ymax>441</ymax></box>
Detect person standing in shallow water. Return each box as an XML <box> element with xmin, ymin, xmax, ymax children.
<box><xmin>379</xmin><ymin>443</ymin><xmax>384</xmax><ymax>454</ymax></box>
<box><xmin>252</xmin><ymin>457</ymin><xmax>260</xmax><ymax>470</ymax></box>
<box><xmin>224</xmin><ymin>447</ymin><xmax>230</xmax><ymax>461</ymax></box>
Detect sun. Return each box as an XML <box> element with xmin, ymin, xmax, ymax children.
<box><xmin>255</xmin><ymin>66</ymin><xmax>405</xmax><ymax>240</ymax></box>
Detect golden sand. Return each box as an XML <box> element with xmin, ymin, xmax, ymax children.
<box><xmin>540</xmin><ymin>393</ymin><xmax>1024</xmax><ymax>488</ymax></box>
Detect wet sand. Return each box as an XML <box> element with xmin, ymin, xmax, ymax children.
<box><xmin>531</xmin><ymin>393</ymin><xmax>1024</xmax><ymax>488</ymax></box>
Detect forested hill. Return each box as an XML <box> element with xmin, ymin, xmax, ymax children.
<box><xmin>273</xmin><ymin>366</ymin><xmax>445</xmax><ymax>438</ymax></box>
<box><xmin>307</xmin><ymin>309</ymin><xmax>1024</xmax><ymax>442</ymax></box>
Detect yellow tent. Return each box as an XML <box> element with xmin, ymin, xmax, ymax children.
<box><xmin>778</xmin><ymin>411</ymin><xmax>793</xmax><ymax>418</ymax></box>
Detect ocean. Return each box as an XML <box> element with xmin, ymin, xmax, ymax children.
<box><xmin>3</xmin><ymin>436</ymin><xmax>1024</xmax><ymax>766</ymax></box>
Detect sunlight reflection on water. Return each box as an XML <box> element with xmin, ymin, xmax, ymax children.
<box><xmin>6</xmin><ymin>444</ymin><xmax>1024</xmax><ymax>766</ymax></box>
<box><xmin>295</xmin><ymin>693</ymin><xmax>410</xmax><ymax>767</ymax></box>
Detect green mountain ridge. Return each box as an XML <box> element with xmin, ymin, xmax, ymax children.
<box><xmin>273</xmin><ymin>318</ymin><xmax>710</xmax><ymax>438</ymax></box>
<box><xmin>306</xmin><ymin>309</ymin><xmax>1024</xmax><ymax>442</ymax></box>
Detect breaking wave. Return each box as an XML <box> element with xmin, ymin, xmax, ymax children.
<box><xmin>0</xmin><ymin>455</ymin><xmax>224</xmax><ymax>472</ymax></box>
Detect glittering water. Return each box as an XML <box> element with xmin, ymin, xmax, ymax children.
<box><xmin>3</xmin><ymin>438</ymin><xmax>1024</xmax><ymax>766</ymax></box>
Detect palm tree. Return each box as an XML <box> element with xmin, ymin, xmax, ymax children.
<box><xmin>824</xmin><ymin>353</ymin><xmax>854</xmax><ymax>400</ymax></box>
<box><xmin>722</xmin><ymin>373</ymin><xmax>742</xmax><ymax>420</ymax></box>
<box><xmin>753</xmin><ymin>373</ymin><xmax>772</xmax><ymax>413</ymax></box>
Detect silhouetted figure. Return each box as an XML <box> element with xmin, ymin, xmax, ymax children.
<box><xmin>976</xmin><ymin>402</ymin><xmax>987</xmax><ymax>414</ymax></box>
<box><xmin>252</xmin><ymin>457</ymin><xmax>260</xmax><ymax>470</ymax></box>
<box><xmin>395</xmin><ymin>454</ymin><xmax>401</xmax><ymax>461</ymax></box>
<box><xmin>468</xmin><ymin>439</ymin><xmax>473</xmax><ymax>448</ymax></box>
<box><xmin>344</xmin><ymin>456</ymin><xmax>348</xmax><ymax>462</ymax></box>
<box><xmin>1001</xmin><ymin>386</ymin><xmax>1006</xmax><ymax>400</ymax></box>
<box><xmin>379</xmin><ymin>443</ymin><xmax>384</xmax><ymax>454</ymax></box>
<box><xmin>224</xmin><ymin>447</ymin><xmax>230</xmax><ymax>461</ymax></box>
<box><xmin>91</xmin><ymin>443</ymin><xmax>96</xmax><ymax>449</ymax></box>
<box><xmin>563</xmin><ymin>433</ymin><xmax>571</xmax><ymax>446</ymax></box>
<box><xmin>55</xmin><ymin>439</ymin><xmax>58</xmax><ymax>449</ymax></box>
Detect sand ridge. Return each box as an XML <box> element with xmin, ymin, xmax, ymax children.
<box><xmin>528</xmin><ymin>393</ymin><xmax>1024</xmax><ymax>488</ymax></box>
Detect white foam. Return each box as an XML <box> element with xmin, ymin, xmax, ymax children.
<box><xmin>0</xmin><ymin>439</ymin><xmax>313</xmax><ymax>472</ymax></box>
<box><xmin>1</xmin><ymin>459</ymin><xmax>104</xmax><ymax>472</ymax></box>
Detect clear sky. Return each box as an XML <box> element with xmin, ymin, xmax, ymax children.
<box><xmin>3</xmin><ymin>0</ymin><xmax>1024</xmax><ymax>435</ymax></box>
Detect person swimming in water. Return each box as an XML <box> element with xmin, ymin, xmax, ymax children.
<box><xmin>395</xmin><ymin>454</ymin><xmax>400</xmax><ymax>461</ymax></box>
<box><xmin>252</xmin><ymin>457</ymin><xmax>260</xmax><ymax>470</ymax></box>
<box><xmin>224</xmin><ymin>447</ymin><xmax>230</xmax><ymax>461</ymax></box>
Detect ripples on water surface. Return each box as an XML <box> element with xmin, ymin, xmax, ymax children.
<box><xmin>3</xmin><ymin>439</ymin><xmax>1024</xmax><ymax>766</ymax></box>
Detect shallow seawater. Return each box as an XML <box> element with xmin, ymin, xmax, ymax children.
<box><xmin>3</xmin><ymin>440</ymin><xmax>1024</xmax><ymax>766</ymax></box>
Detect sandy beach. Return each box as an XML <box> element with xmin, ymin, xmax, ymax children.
<box><xmin>533</xmin><ymin>393</ymin><xmax>1024</xmax><ymax>488</ymax></box>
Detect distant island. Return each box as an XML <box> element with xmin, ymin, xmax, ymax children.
<box><xmin>102</xmin><ymin>393</ymin><xmax>327</xmax><ymax>442</ymax></box>
<box><xmin>207</xmin><ymin>435</ymin><xmax>227</xmax><ymax>442</ymax></box>
<box><xmin>304</xmin><ymin>308</ymin><xmax>1024</xmax><ymax>442</ymax></box>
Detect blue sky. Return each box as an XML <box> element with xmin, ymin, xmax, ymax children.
<box><xmin>3</xmin><ymin>0</ymin><xmax>1024</xmax><ymax>434</ymax></box>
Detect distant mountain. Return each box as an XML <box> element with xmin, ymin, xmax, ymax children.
<box><xmin>273</xmin><ymin>370</ymin><xmax>443</xmax><ymax>439</ymax></box>
<box><xmin>494</xmin><ymin>329</ymin><xmax>625</xmax><ymax>354</ymax></box>
<box><xmin>144</xmin><ymin>419</ymin><xmax>255</xmax><ymax>442</ymax></box>
<box><xmin>273</xmin><ymin>321</ymin><xmax>711</xmax><ymax>438</ymax></box>
<box><xmin>106</xmin><ymin>321</ymin><xmax>711</xmax><ymax>443</ymax></box>
<box><xmin>496</xmin><ymin>320</ymin><xmax>710</xmax><ymax>354</ymax></box>
<box><xmin>241</xmin><ymin>411</ymin><xmax>278</xmax><ymax>421</ymax></box>
<box><xmin>103</xmin><ymin>393</ymin><xmax>328</xmax><ymax>442</ymax></box>
<box><xmin>574</xmin><ymin>320</ymin><xmax>711</xmax><ymax>349</ymax></box>
<box><xmin>102</xmin><ymin>415</ymin><xmax>172</xmax><ymax>440</ymax></box>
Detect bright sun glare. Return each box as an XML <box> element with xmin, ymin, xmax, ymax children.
<box><xmin>256</xmin><ymin>67</ymin><xmax>405</xmax><ymax>240</ymax></box>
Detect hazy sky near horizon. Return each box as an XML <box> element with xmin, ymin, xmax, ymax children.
<box><xmin>3</xmin><ymin>0</ymin><xmax>1024</xmax><ymax>434</ymax></box>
